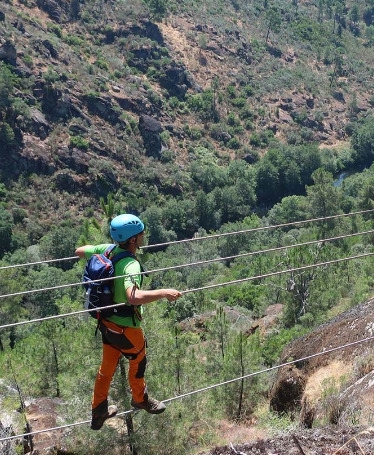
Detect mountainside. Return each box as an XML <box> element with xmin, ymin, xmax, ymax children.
<box><xmin>1</xmin><ymin>0</ymin><xmax>374</xmax><ymax>235</ymax></box>
<box><xmin>2</xmin><ymin>1</ymin><xmax>374</xmax><ymax>454</ymax></box>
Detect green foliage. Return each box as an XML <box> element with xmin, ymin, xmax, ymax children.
<box><xmin>351</xmin><ymin>115</ymin><xmax>374</xmax><ymax>166</ymax></box>
<box><xmin>0</xmin><ymin>63</ymin><xmax>17</xmax><ymax>111</ymax></box>
<box><xmin>43</xmin><ymin>67</ymin><xmax>60</xmax><ymax>83</ymax></box>
<box><xmin>47</xmin><ymin>22</ymin><xmax>63</xmax><ymax>38</ymax></box>
<box><xmin>2</xmin><ymin>0</ymin><xmax>374</xmax><ymax>451</ymax></box>
<box><xmin>94</xmin><ymin>58</ymin><xmax>109</xmax><ymax>70</ymax></box>
<box><xmin>261</xmin><ymin>326</ymin><xmax>306</xmax><ymax>366</ymax></box>
<box><xmin>320</xmin><ymin>377</ymin><xmax>347</xmax><ymax>425</ymax></box>
<box><xmin>0</xmin><ymin>122</ymin><xmax>16</xmax><ymax>151</ymax></box>
<box><xmin>0</xmin><ymin>205</ymin><xmax>13</xmax><ymax>257</ymax></box>
<box><xmin>143</xmin><ymin>0</ymin><xmax>169</xmax><ymax>20</ymax></box>
<box><xmin>255</xmin><ymin>144</ymin><xmax>322</xmax><ymax>205</ymax></box>
<box><xmin>63</xmin><ymin>34</ymin><xmax>85</xmax><ymax>47</ymax></box>
<box><xmin>39</xmin><ymin>225</ymin><xmax>80</xmax><ymax>270</ymax></box>
<box><xmin>291</xmin><ymin>18</ymin><xmax>329</xmax><ymax>45</ymax></box>
<box><xmin>70</xmin><ymin>135</ymin><xmax>89</xmax><ymax>150</ymax></box>
<box><xmin>186</xmin><ymin>90</ymin><xmax>216</xmax><ymax>122</ymax></box>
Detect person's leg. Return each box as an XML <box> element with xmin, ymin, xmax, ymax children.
<box><xmin>125</xmin><ymin>327</ymin><xmax>147</xmax><ymax>403</ymax></box>
<box><xmin>92</xmin><ymin>342</ymin><xmax>121</xmax><ymax>408</ymax></box>
<box><xmin>123</xmin><ymin>327</ymin><xmax>166</xmax><ymax>414</ymax></box>
<box><xmin>91</xmin><ymin>342</ymin><xmax>121</xmax><ymax>430</ymax></box>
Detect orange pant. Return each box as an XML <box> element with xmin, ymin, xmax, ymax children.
<box><xmin>92</xmin><ymin>321</ymin><xmax>147</xmax><ymax>409</ymax></box>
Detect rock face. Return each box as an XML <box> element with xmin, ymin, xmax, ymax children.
<box><xmin>269</xmin><ymin>297</ymin><xmax>374</xmax><ymax>427</ymax></box>
<box><xmin>36</xmin><ymin>0</ymin><xmax>72</xmax><ymax>22</ymax></box>
<box><xmin>24</xmin><ymin>397</ymin><xmax>65</xmax><ymax>454</ymax></box>
<box><xmin>0</xmin><ymin>39</ymin><xmax>17</xmax><ymax>65</ymax></box>
<box><xmin>199</xmin><ymin>427</ymin><xmax>374</xmax><ymax>455</ymax></box>
<box><xmin>138</xmin><ymin>114</ymin><xmax>163</xmax><ymax>157</ymax></box>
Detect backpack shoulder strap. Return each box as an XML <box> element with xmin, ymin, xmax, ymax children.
<box><xmin>111</xmin><ymin>251</ymin><xmax>148</xmax><ymax>283</ymax></box>
<box><xmin>104</xmin><ymin>244</ymin><xmax>117</xmax><ymax>258</ymax></box>
<box><xmin>111</xmin><ymin>251</ymin><xmax>136</xmax><ymax>264</ymax></box>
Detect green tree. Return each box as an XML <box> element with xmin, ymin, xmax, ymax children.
<box><xmin>306</xmin><ymin>168</ymin><xmax>341</xmax><ymax>237</ymax></box>
<box><xmin>0</xmin><ymin>122</ymin><xmax>16</xmax><ymax>154</ymax></box>
<box><xmin>143</xmin><ymin>0</ymin><xmax>169</xmax><ymax>20</ymax></box>
<box><xmin>141</xmin><ymin>205</ymin><xmax>177</xmax><ymax>245</ymax></box>
<box><xmin>0</xmin><ymin>206</ymin><xmax>13</xmax><ymax>257</ymax></box>
<box><xmin>39</xmin><ymin>226</ymin><xmax>80</xmax><ymax>270</ymax></box>
<box><xmin>365</xmin><ymin>25</ymin><xmax>374</xmax><ymax>46</ymax></box>
<box><xmin>267</xmin><ymin>195</ymin><xmax>309</xmax><ymax>226</ymax></box>
<box><xmin>351</xmin><ymin>116</ymin><xmax>374</xmax><ymax>166</ymax></box>
<box><xmin>195</xmin><ymin>190</ymin><xmax>217</xmax><ymax>231</ymax></box>
<box><xmin>0</xmin><ymin>62</ymin><xmax>16</xmax><ymax>113</ymax></box>
<box><xmin>255</xmin><ymin>157</ymin><xmax>280</xmax><ymax>204</ymax></box>
<box><xmin>349</xmin><ymin>4</ymin><xmax>359</xmax><ymax>23</ymax></box>
<box><xmin>265</xmin><ymin>7</ymin><xmax>282</xmax><ymax>43</ymax></box>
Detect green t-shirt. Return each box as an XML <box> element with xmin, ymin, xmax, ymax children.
<box><xmin>84</xmin><ymin>243</ymin><xmax>143</xmax><ymax>327</ymax></box>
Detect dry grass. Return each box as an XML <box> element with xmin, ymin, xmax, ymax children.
<box><xmin>303</xmin><ymin>360</ymin><xmax>351</xmax><ymax>405</ymax></box>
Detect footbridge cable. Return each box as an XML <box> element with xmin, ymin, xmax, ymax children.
<box><xmin>0</xmin><ymin>208</ymin><xmax>373</xmax><ymax>271</ymax></box>
<box><xmin>0</xmin><ymin>228</ymin><xmax>373</xmax><ymax>301</ymax></box>
<box><xmin>1</xmin><ymin>332</ymin><xmax>373</xmax><ymax>444</ymax></box>
<box><xmin>1</xmin><ymin>250</ymin><xmax>374</xmax><ymax>331</ymax></box>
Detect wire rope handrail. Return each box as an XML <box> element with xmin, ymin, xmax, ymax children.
<box><xmin>0</xmin><ymin>228</ymin><xmax>373</xmax><ymax>301</ymax></box>
<box><xmin>1</xmin><ymin>331</ymin><xmax>373</xmax><ymax>443</ymax></box>
<box><xmin>1</xmin><ymin>251</ymin><xmax>373</xmax><ymax>330</ymax></box>
<box><xmin>0</xmin><ymin>208</ymin><xmax>373</xmax><ymax>271</ymax></box>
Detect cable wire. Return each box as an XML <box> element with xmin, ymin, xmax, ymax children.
<box><xmin>142</xmin><ymin>208</ymin><xmax>374</xmax><ymax>249</ymax></box>
<box><xmin>1</xmin><ymin>228</ymin><xmax>373</xmax><ymax>301</ymax></box>
<box><xmin>1</xmin><ymin>208</ymin><xmax>373</xmax><ymax>271</ymax></box>
<box><xmin>0</xmin><ymin>256</ymin><xmax>79</xmax><ymax>270</ymax></box>
<box><xmin>1</xmin><ymin>331</ymin><xmax>373</xmax><ymax>443</ymax></box>
<box><xmin>1</xmin><ymin>251</ymin><xmax>373</xmax><ymax>331</ymax></box>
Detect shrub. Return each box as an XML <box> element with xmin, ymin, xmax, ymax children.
<box><xmin>227</xmin><ymin>137</ymin><xmax>241</xmax><ymax>149</ymax></box>
<box><xmin>95</xmin><ymin>59</ymin><xmax>108</xmax><ymax>70</ymax></box>
<box><xmin>70</xmin><ymin>135</ymin><xmax>89</xmax><ymax>150</ymax></box>
<box><xmin>231</xmin><ymin>97</ymin><xmax>247</xmax><ymax>108</ymax></box>
<box><xmin>63</xmin><ymin>34</ymin><xmax>85</xmax><ymax>47</ymax></box>
<box><xmin>227</xmin><ymin>113</ymin><xmax>240</xmax><ymax>126</ymax></box>
<box><xmin>47</xmin><ymin>23</ymin><xmax>63</xmax><ymax>38</ymax></box>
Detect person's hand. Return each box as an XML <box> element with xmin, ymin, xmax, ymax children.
<box><xmin>164</xmin><ymin>289</ymin><xmax>182</xmax><ymax>302</ymax></box>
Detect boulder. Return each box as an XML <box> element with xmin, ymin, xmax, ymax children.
<box><xmin>0</xmin><ymin>39</ymin><xmax>17</xmax><ymax>66</ymax></box>
<box><xmin>270</xmin><ymin>297</ymin><xmax>374</xmax><ymax>426</ymax></box>
<box><xmin>138</xmin><ymin>114</ymin><xmax>162</xmax><ymax>157</ymax></box>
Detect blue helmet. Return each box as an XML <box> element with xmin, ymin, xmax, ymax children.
<box><xmin>110</xmin><ymin>214</ymin><xmax>145</xmax><ymax>242</ymax></box>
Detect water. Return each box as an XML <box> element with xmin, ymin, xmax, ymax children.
<box><xmin>333</xmin><ymin>172</ymin><xmax>346</xmax><ymax>187</ymax></box>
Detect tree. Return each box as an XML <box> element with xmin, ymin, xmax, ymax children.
<box><xmin>255</xmin><ymin>158</ymin><xmax>280</xmax><ymax>205</ymax></box>
<box><xmin>306</xmin><ymin>168</ymin><xmax>341</xmax><ymax>237</ymax></box>
<box><xmin>0</xmin><ymin>206</ymin><xmax>13</xmax><ymax>257</ymax></box>
<box><xmin>351</xmin><ymin>115</ymin><xmax>374</xmax><ymax>166</ymax></box>
<box><xmin>39</xmin><ymin>225</ymin><xmax>80</xmax><ymax>270</ymax></box>
<box><xmin>195</xmin><ymin>190</ymin><xmax>217</xmax><ymax>231</ymax></box>
<box><xmin>141</xmin><ymin>205</ymin><xmax>177</xmax><ymax>246</ymax></box>
<box><xmin>267</xmin><ymin>195</ymin><xmax>309</xmax><ymax>225</ymax></box>
<box><xmin>143</xmin><ymin>0</ymin><xmax>169</xmax><ymax>20</ymax></box>
<box><xmin>100</xmin><ymin>192</ymin><xmax>115</xmax><ymax>221</ymax></box>
<box><xmin>0</xmin><ymin>122</ymin><xmax>16</xmax><ymax>155</ymax></box>
<box><xmin>365</xmin><ymin>25</ymin><xmax>374</xmax><ymax>46</ymax></box>
<box><xmin>0</xmin><ymin>63</ymin><xmax>15</xmax><ymax>113</ymax></box>
<box><xmin>265</xmin><ymin>7</ymin><xmax>282</xmax><ymax>43</ymax></box>
<box><xmin>349</xmin><ymin>4</ymin><xmax>359</xmax><ymax>23</ymax></box>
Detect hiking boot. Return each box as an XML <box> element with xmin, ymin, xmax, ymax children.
<box><xmin>130</xmin><ymin>394</ymin><xmax>166</xmax><ymax>414</ymax></box>
<box><xmin>91</xmin><ymin>399</ymin><xmax>118</xmax><ymax>430</ymax></box>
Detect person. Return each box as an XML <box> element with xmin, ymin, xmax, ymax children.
<box><xmin>75</xmin><ymin>213</ymin><xmax>182</xmax><ymax>430</ymax></box>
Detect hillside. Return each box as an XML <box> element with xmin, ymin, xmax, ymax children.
<box><xmin>1</xmin><ymin>0</ymin><xmax>374</xmax><ymax>454</ymax></box>
<box><xmin>7</xmin><ymin>297</ymin><xmax>374</xmax><ymax>454</ymax></box>
<box><xmin>1</xmin><ymin>0</ymin><xmax>374</xmax><ymax>236</ymax></box>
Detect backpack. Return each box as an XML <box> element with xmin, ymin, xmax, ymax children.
<box><xmin>82</xmin><ymin>244</ymin><xmax>138</xmax><ymax>320</ymax></box>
